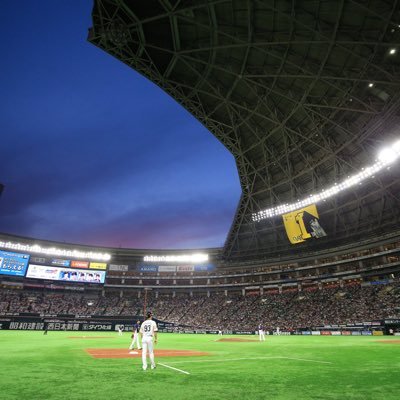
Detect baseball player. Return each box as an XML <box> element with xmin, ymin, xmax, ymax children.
<box><xmin>129</xmin><ymin>320</ymin><xmax>142</xmax><ymax>350</ymax></box>
<box><xmin>258</xmin><ymin>323</ymin><xmax>266</xmax><ymax>341</ymax></box>
<box><xmin>139</xmin><ymin>311</ymin><xmax>158</xmax><ymax>370</ymax></box>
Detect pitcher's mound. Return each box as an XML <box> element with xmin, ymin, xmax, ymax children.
<box><xmin>86</xmin><ymin>348</ymin><xmax>211</xmax><ymax>359</ymax></box>
<box><xmin>376</xmin><ymin>340</ymin><xmax>400</xmax><ymax>344</ymax></box>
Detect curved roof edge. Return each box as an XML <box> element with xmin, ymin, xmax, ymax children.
<box><xmin>0</xmin><ymin>232</ymin><xmax>221</xmax><ymax>261</ymax></box>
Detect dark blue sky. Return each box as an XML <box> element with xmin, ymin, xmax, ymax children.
<box><xmin>0</xmin><ymin>1</ymin><xmax>241</xmax><ymax>250</ymax></box>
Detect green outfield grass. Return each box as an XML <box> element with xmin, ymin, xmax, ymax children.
<box><xmin>0</xmin><ymin>331</ymin><xmax>399</xmax><ymax>400</ymax></box>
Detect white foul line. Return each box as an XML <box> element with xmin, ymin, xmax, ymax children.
<box><xmin>280</xmin><ymin>357</ymin><xmax>333</xmax><ymax>364</ymax></box>
<box><xmin>164</xmin><ymin>356</ymin><xmax>278</xmax><ymax>365</ymax></box>
<box><xmin>164</xmin><ymin>356</ymin><xmax>332</xmax><ymax>365</ymax></box>
<box><xmin>158</xmin><ymin>362</ymin><xmax>191</xmax><ymax>375</ymax></box>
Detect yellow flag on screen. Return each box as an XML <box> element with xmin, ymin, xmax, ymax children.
<box><xmin>282</xmin><ymin>204</ymin><xmax>326</xmax><ymax>244</ymax></box>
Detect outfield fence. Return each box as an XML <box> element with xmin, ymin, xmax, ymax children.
<box><xmin>0</xmin><ymin>313</ymin><xmax>398</xmax><ymax>335</ymax></box>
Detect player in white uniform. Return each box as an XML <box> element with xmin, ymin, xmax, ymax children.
<box><xmin>129</xmin><ymin>320</ymin><xmax>142</xmax><ymax>351</ymax></box>
<box><xmin>139</xmin><ymin>312</ymin><xmax>158</xmax><ymax>370</ymax></box>
<box><xmin>258</xmin><ymin>324</ymin><xmax>265</xmax><ymax>341</ymax></box>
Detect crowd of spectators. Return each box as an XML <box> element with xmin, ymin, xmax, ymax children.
<box><xmin>0</xmin><ymin>290</ymin><xmax>127</xmax><ymax>316</ymax></box>
<box><xmin>0</xmin><ymin>280</ymin><xmax>398</xmax><ymax>330</ymax></box>
<box><xmin>149</xmin><ymin>282</ymin><xmax>399</xmax><ymax>331</ymax></box>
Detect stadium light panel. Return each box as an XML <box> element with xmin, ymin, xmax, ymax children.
<box><xmin>0</xmin><ymin>240</ymin><xmax>111</xmax><ymax>261</ymax></box>
<box><xmin>143</xmin><ymin>253</ymin><xmax>209</xmax><ymax>263</ymax></box>
<box><xmin>378</xmin><ymin>147</ymin><xmax>397</xmax><ymax>164</ymax></box>
<box><xmin>252</xmin><ymin>139</ymin><xmax>400</xmax><ymax>222</ymax></box>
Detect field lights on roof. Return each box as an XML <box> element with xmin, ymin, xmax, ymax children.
<box><xmin>0</xmin><ymin>240</ymin><xmax>111</xmax><ymax>261</ymax></box>
<box><xmin>143</xmin><ymin>254</ymin><xmax>209</xmax><ymax>263</ymax></box>
<box><xmin>252</xmin><ymin>139</ymin><xmax>400</xmax><ymax>222</ymax></box>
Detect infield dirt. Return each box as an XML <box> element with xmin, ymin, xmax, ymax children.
<box><xmin>85</xmin><ymin>348</ymin><xmax>211</xmax><ymax>358</ymax></box>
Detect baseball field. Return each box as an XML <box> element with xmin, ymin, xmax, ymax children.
<box><xmin>0</xmin><ymin>331</ymin><xmax>399</xmax><ymax>400</ymax></box>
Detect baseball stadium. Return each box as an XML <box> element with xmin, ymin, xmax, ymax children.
<box><xmin>1</xmin><ymin>1</ymin><xmax>400</xmax><ymax>399</ymax></box>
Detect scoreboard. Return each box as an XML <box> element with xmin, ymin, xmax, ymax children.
<box><xmin>0</xmin><ymin>250</ymin><xmax>30</xmax><ymax>277</ymax></box>
<box><xmin>0</xmin><ymin>249</ymin><xmax>107</xmax><ymax>283</ymax></box>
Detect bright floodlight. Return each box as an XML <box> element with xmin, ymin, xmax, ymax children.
<box><xmin>378</xmin><ymin>147</ymin><xmax>397</xmax><ymax>164</ymax></box>
<box><xmin>389</xmin><ymin>48</ymin><xmax>397</xmax><ymax>55</ymax></box>
<box><xmin>0</xmin><ymin>240</ymin><xmax>111</xmax><ymax>261</ymax></box>
<box><xmin>143</xmin><ymin>253</ymin><xmax>209</xmax><ymax>263</ymax></box>
<box><xmin>252</xmin><ymin>139</ymin><xmax>400</xmax><ymax>221</ymax></box>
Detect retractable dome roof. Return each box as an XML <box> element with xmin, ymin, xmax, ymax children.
<box><xmin>89</xmin><ymin>0</ymin><xmax>400</xmax><ymax>261</ymax></box>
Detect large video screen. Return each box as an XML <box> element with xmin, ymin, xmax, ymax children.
<box><xmin>0</xmin><ymin>250</ymin><xmax>30</xmax><ymax>277</ymax></box>
<box><xmin>26</xmin><ymin>264</ymin><xmax>106</xmax><ymax>284</ymax></box>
